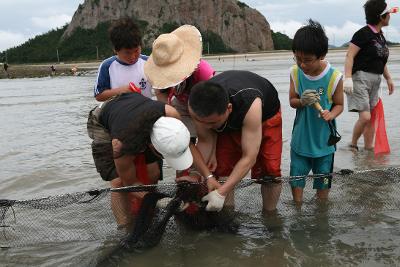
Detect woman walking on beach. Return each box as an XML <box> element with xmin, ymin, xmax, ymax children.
<box><xmin>343</xmin><ymin>0</ymin><xmax>396</xmax><ymax>151</ymax></box>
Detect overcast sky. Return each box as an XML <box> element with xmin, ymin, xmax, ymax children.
<box><xmin>1</xmin><ymin>0</ymin><xmax>400</xmax><ymax>52</ymax></box>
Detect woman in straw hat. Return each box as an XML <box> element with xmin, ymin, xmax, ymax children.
<box><xmin>145</xmin><ymin>25</ymin><xmax>215</xmax><ymax>142</ymax></box>
<box><xmin>145</xmin><ymin>25</ymin><xmax>216</xmax><ymax>180</ymax></box>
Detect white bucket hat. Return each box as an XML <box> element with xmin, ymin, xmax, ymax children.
<box><xmin>151</xmin><ymin>117</ymin><xmax>193</xmax><ymax>170</ymax></box>
<box><xmin>144</xmin><ymin>25</ymin><xmax>202</xmax><ymax>89</ymax></box>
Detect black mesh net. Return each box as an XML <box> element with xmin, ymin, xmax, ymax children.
<box><xmin>1</xmin><ymin>167</ymin><xmax>399</xmax><ymax>257</ymax></box>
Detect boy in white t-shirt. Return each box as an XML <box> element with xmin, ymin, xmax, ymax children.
<box><xmin>94</xmin><ymin>18</ymin><xmax>152</xmax><ymax>101</ymax></box>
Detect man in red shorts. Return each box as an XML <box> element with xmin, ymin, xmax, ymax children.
<box><xmin>188</xmin><ymin>70</ymin><xmax>282</xmax><ymax>213</ymax></box>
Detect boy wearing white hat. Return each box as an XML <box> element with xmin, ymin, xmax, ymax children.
<box><xmin>87</xmin><ymin>92</ymin><xmax>193</xmax><ymax>229</ymax></box>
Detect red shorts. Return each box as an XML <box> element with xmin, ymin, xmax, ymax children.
<box><xmin>214</xmin><ymin>110</ymin><xmax>282</xmax><ymax>178</ymax></box>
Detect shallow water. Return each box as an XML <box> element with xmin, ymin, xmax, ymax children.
<box><xmin>0</xmin><ymin>49</ymin><xmax>399</xmax><ymax>266</ymax></box>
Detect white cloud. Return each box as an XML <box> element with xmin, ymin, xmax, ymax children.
<box><xmin>268</xmin><ymin>20</ymin><xmax>400</xmax><ymax>46</ymax></box>
<box><xmin>31</xmin><ymin>15</ymin><xmax>72</xmax><ymax>29</ymax></box>
<box><xmin>0</xmin><ymin>31</ymin><xmax>28</xmax><ymax>51</ymax></box>
<box><xmin>324</xmin><ymin>21</ymin><xmax>363</xmax><ymax>46</ymax></box>
<box><xmin>269</xmin><ymin>20</ymin><xmax>303</xmax><ymax>38</ymax></box>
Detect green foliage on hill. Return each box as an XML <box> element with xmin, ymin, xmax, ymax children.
<box><xmin>271</xmin><ymin>30</ymin><xmax>292</xmax><ymax>50</ymax></box>
<box><xmin>157</xmin><ymin>22</ymin><xmax>234</xmax><ymax>54</ymax></box>
<box><xmin>0</xmin><ymin>19</ymin><xmax>235</xmax><ymax>64</ymax></box>
<box><xmin>1</xmin><ymin>23</ymin><xmax>115</xmax><ymax>64</ymax></box>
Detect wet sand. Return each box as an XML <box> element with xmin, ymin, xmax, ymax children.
<box><xmin>0</xmin><ymin>48</ymin><xmax>356</xmax><ymax>79</ymax></box>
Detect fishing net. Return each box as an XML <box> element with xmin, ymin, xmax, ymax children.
<box><xmin>1</xmin><ymin>167</ymin><xmax>399</xmax><ymax>252</ymax></box>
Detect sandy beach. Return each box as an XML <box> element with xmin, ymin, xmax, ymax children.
<box><xmin>0</xmin><ymin>48</ymin><xmax>354</xmax><ymax>79</ymax></box>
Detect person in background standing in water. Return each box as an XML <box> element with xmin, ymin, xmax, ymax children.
<box><xmin>50</xmin><ymin>65</ymin><xmax>56</xmax><ymax>76</ymax></box>
<box><xmin>3</xmin><ymin>62</ymin><xmax>9</xmax><ymax>78</ymax></box>
<box><xmin>94</xmin><ymin>18</ymin><xmax>152</xmax><ymax>101</ymax></box>
<box><xmin>344</xmin><ymin>0</ymin><xmax>396</xmax><ymax>151</ymax></box>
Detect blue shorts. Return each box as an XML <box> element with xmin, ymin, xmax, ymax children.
<box><xmin>290</xmin><ymin>149</ymin><xmax>334</xmax><ymax>190</ymax></box>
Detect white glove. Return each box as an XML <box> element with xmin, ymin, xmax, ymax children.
<box><xmin>201</xmin><ymin>190</ymin><xmax>226</xmax><ymax>212</ymax></box>
<box><xmin>156</xmin><ymin>197</ymin><xmax>188</xmax><ymax>212</ymax></box>
<box><xmin>300</xmin><ymin>89</ymin><xmax>320</xmax><ymax>106</ymax></box>
<box><xmin>343</xmin><ymin>77</ymin><xmax>353</xmax><ymax>95</ymax></box>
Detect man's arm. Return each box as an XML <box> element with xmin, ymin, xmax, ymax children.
<box><xmin>191</xmin><ymin>122</ymin><xmax>220</xmax><ymax>190</ymax></box>
<box><xmin>217</xmin><ymin>98</ymin><xmax>262</xmax><ymax>196</ymax></box>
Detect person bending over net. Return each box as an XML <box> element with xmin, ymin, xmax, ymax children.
<box><xmin>188</xmin><ymin>70</ymin><xmax>283</xmax><ymax>214</ymax></box>
<box><xmin>87</xmin><ymin>92</ymin><xmax>195</xmax><ymax>232</ymax></box>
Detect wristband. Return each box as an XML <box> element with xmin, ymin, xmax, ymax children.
<box><xmin>205</xmin><ymin>174</ymin><xmax>214</xmax><ymax>180</ymax></box>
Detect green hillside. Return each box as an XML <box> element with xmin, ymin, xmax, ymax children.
<box><xmin>271</xmin><ymin>30</ymin><xmax>292</xmax><ymax>50</ymax></box>
<box><xmin>0</xmin><ymin>20</ymin><xmax>234</xmax><ymax>64</ymax></box>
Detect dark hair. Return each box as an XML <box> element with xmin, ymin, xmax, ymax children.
<box><xmin>108</xmin><ymin>18</ymin><xmax>142</xmax><ymax>51</ymax></box>
<box><xmin>189</xmin><ymin>81</ymin><xmax>229</xmax><ymax>117</ymax></box>
<box><xmin>292</xmin><ymin>19</ymin><xmax>328</xmax><ymax>58</ymax></box>
<box><xmin>116</xmin><ymin>110</ymin><xmax>163</xmax><ymax>158</ymax></box>
<box><xmin>364</xmin><ymin>0</ymin><xmax>388</xmax><ymax>25</ymax></box>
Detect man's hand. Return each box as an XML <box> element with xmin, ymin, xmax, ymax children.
<box><xmin>300</xmin><ymin>89</ymin><xmax>320</xmax><ymax>106</ymax></box>
<box><xmin>343</xmin><ymin>77</ymin><xmax>353</xmax><ymax>95</ymax></box>
<box><xmin>201</xmin><ymin>190</ymin><xmax>226</xmax><ymax>211</ymax></box>
<box><xmin>206</xmin><ymin>176</ymin><xmax>221</xmax><ymax>192</ymax></box>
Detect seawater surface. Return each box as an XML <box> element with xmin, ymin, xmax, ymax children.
<box><xmin>1</xmin><ymin>49</ymin><xmax>399</xmax><ymax>266</ymax></box>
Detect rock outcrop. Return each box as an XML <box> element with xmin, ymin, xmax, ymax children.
<box><xmin>63</xmin><ymin>0</ymin><xmax>273</xmax><ymax>52</ymax></box>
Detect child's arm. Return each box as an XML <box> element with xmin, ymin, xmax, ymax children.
<box><xmin>95</xmin><ymin>85</ymin><xmax>131</xmax><ymax>102</ymax></box>
<box><xmin>289</xmin><ymin>76</ymin><xmax>303</xmax><ymax>109</ymax></box>
<box><xmin>321</xmin><ymin>79</ymin><xmax>344</xmax><ymax>121</ymax></box>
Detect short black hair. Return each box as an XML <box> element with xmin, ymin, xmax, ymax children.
<box><xmin>109</xmin><ymin>18</ymin><xmax>142</xmax><ymax>51</ymax></box>
<box><xmin>364</xmin><ymin>0</ymin><xmax>388</xmax><ymax>25</ymax></box>
<box><xmin>189</xmin><ymin>81</ymin><xmax>229</xmax><ymax>117</ymax></box>
<box><xmin>292</xmin><ymin>19</ymin><xmax>328</xmax><ymax>58</ymax></box>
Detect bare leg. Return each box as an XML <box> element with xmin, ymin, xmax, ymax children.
<box><xmin>316</xmin><ymin>189</ymin><xmax>329</xmax><ymax>200</ymax></box>
<box><xmin>261</xmin><ymin>183</ymin><xmax>282</xmax><ymax>213</ymax></box>
<box><xmin>351</xmin><ymin>111</ymin><xmax>371</xmax><ymax>147</ymax></box>
<box><xmin>291</xmin><ymin>187</ymin><xmax>303</xmax><ymax>207</ymax></box>
<box><xmin>110</xmin><ymin>178</ymin><xmax>132</xmax><ymax>230</ymax></box>
<box><xmin>363</xmin><ymin>120</ymin><xmax>375</xmax><ymax>150</ymax></box>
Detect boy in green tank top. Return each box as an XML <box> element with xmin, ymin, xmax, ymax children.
<box><xmin>289</xmin><ymin>20</ymin><xmax>344</xmax><ymax>206</ymax></box>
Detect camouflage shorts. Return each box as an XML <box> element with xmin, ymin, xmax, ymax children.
<box><xmin>87</xmin><ymin>106</ymin><xmax>161</xmax><ymax>181</ymax></box>
<box><xmin>87</xmin><ymin>106</ymin><xmax>117</xmax><ymax>181</ymax></box>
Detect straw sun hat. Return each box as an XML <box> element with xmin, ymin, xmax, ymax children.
<box><xmin>144</xmin><ymin>25</ymin><xmax>202</xmax><ymax>89</ymax></box>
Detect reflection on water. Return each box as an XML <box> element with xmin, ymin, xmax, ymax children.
<box><xmin>0</xmin><ymin>49</ymin><xmax>400</xmax><ymax>266</ymax></box>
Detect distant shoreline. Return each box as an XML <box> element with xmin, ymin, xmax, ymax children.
<box><xmin>2</xmin><ymin>46</ymin><xmax>399</xmax><ymax>79</ymax></box>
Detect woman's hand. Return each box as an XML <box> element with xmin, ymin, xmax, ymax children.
<box><xmin>387</xmin><ymin>78</ymin><xmax>395</xmax><ymax>95</ymax></box>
